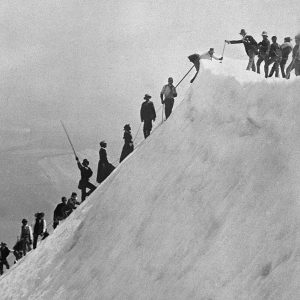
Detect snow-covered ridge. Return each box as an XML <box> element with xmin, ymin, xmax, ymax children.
<box><xmin>0</xmin><ymin>61</ymin><xmax>299</xmax><ymax>300</ymax></box>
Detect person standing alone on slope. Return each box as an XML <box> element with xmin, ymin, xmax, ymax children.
<box><xmin>188</xmin><ymin>48</ymin><xmax>223</xmax><ymax>83</ymax></box>
<box><xmin>225</xmin><ymin>29</ymin><xmax>258</xmax><ymax>72</ymax></box>
<box><xmin>140</xmin><ymin>94</ymin><xmax>156</xmax><ymax>139</ymax></box>
<box><xmin>160</xmin><ymin>77</ymin><xmax>177</xmax><ymax>119</ymax></box>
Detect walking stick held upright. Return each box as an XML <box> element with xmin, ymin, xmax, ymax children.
<box><xmin>60</xmin><ymin>120</ymin><xmax>78</xmax><ymax>159</ymax></box>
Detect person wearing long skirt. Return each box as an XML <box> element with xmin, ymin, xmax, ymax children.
<box><xmin>119</xmin><ymin>124</ymin><xmax>134</xmax><ymax>163</ymax></box>
<box><xmin>97</xmin><ymin>140</ymin><xmax>115</xmax><ymax>184</ymax></box>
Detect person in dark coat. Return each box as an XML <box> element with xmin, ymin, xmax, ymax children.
<box><xmin>120</xmin><ymin>124</ymin><xmax>134</xmax><ymax>162</ymax></box>
<box><xmin>66</xmin><ymin>192</ymin><xmax>80</xmax><ymax>216</ymax></box>
<box><xmin>280</xmin><ymin>37</ymin><xmax>293</xmax><ymax>78</ymax></box>
<box><xmin>33</xmin><ymin>212</ymin><xmax>46</xmax><ymax>249</ymax></box>
<box><xmin>13</xmin><ymin>239</ymin><xmax>23</xmax><ymax>263</ymax></box>
<box><xmin>53</xmin><ymin>197</ymin><xmax>68</xmax><ymax>229</ymax></box>
<box><xmin>266</xmin><ymin>36</ymin><xmax>282</xmax><ymax>78</ymax></box>
<box><xmin>140</xmin><ymin>94</ymin><xmax>156</xmax><ymax>138</ymax></box>
<box><xmin>0</xmin><ymin>242</ymin><xmax>10</xmax><ymax>275</ymax></box>
<box><xmin>20</xmin><ymin>219</ymin><xmax>33</xmax><ymax>256</ymax></box>
<box><xmin>256</xmin><ymin>31</ymin><xmax>270</xmax><ymax>77</ymax></box>
<box><xmin>97</xmin><ymin>141</ymin><xmax>115</xmax><ymax>183</ymax></box>
<box><xmin>226</xmin><ymin>29</ymin><xmax>258</xmax><ymax>72</ymax></box>
<box><xmin>76</xmin><ymin>157</ymin><xmax>97</xmax><ymax>202</ymax></box>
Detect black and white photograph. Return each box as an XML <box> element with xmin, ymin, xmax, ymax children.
<box><xmin>0</xmin><ymin>0</ymin><xmax>299</xmax><ymax>299</ymax></box>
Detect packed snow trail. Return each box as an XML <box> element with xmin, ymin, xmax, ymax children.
<box><xmin>0</xmin><ymin>59</ymin><xmax>300</xmax><ymax>299</ymax></box>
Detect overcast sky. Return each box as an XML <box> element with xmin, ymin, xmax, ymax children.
<box><xmin>0</xmin><ymin>0</ymin><xmax>299</xmax><ymax>130</ymax></box>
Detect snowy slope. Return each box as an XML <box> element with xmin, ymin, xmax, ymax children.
<box><xmin>0</xmin><ymin>60</ymin><xmax>300</xmax><ymax>300</ymax></box>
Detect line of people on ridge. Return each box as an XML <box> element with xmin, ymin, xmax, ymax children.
<box><xmin>3</xmin><ymin>30</ymin><xmax>298</xmax><ymax>277</ymax></box>
<box><xmin>0</xmin><ymin>121</ymin><xmax>141</xmax><ymax>275</ymax></box>
<box><xmin>0</xmin><ymin>44</ymin><xmax>257</xmax><ymax>275</ymax></box>
<box><xmin>0</xmin><ymin>212</ymin><xmax>48</xmax><ymax>275</ymax></box>
<box><xmin>1</xmin><ymin>191</ymin><xmax>88</xmax><ymax>276</ymax></box>
<box><xmin>225</xmin><ymin>29</ymin><xmax>300</xmax><ymax>78</ymax></box>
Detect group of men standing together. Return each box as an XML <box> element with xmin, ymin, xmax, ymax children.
<box><xmin>225</xmin><ymin>29</ymin><xmax>300</xmax><ymax>78</ymax></box>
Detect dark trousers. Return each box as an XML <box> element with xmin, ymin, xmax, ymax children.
<box><xmin>246</xmin><ymin>49</ymin><xmax>256</xmax><ymax>72</ymax></box>
<box><xmin>295</xmin><ymin>61</ymin><xmax>300</xmax><ymax>76</ymax></box>
<box><xmin>280</xmin><ymin>58</ymin><xmax>288</xmax><ymax>78</ymax></box>
<box><xmin>21</xmin><ymin>238</ymin><xmax>32</xmax><ymax>255</ymax></box>
<box><xmin>266</xmin><ymin>57</ymin><xmax>280</xmax><ymax>77</ymax></box>
<box><xmin>256</xmin><ymin>53</ymin><xmax>268</xmax><ymax>77</ymax></box>
<box><xmin>143</xmin><ymin>119</ymin><xmax>153</xmax><ymax>138</ymax></box>
<box><xmin>0</xmin><ymin>260</ymin><xmax>9</xmax><ymax>275</ymax></box>
<box><xmin>164</xmin><ymin>98</ymin><xmax>174</xmax><ymax>119</ymax></box>
<box><xmin>13</xmin><ymin>250</ymin><xmax>23</xmax><ymax>262</ymax></box>
<box><xmin>33</xmin><ymin>234</ymin><xmax>41</xmax><ymax>249</ymax></box>
<box><xmin>81</xmin><ymin>181</ymin><xmax>97</xmax><ymax>202</ymax></box>
<box><xmin>53</xmin><ymin>219</ymin><xmax>59</xmax><ymax>229</ymax></box>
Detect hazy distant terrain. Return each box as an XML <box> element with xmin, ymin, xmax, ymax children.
<box><xmin>0</xmin><ymin>58</ymin><xmax>299</xmax><ymax>299</ymax></box>
<box><xmin>0</xmin><ymin>0</ymin><xmax>299</xmax><ymax>273</ymax></box>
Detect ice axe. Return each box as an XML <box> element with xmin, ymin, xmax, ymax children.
<box><xmin>60</xmin><ymin>120</ymin><xmax>78</xmax><ymax>159</ymax></box>
<box><xmin>220</xmin><ymin>41</ymin><xmax>226</xmax><ymax>63</ymax></box>
<box><xmin>175</xmin><ymin>65</ymin><xmax>195</xmax><ymax>88</ymax></box>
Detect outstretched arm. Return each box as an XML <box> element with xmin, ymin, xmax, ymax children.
<box><xmin>212</xmin><ymin>54</ymin><xmax>223</xmax><ymax>61</ymax></box>
<box><xmin>225</xmin><ymin>39</ymin><xmax>243</xmax><ymax>44</ymax></box>
<box><xmin>76</xmin><ymin>159</ymin><xmax>83</xmax><ymax>170</ymax></box>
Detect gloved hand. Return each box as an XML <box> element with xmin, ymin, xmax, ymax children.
<box><xmin>220</xmin><ymin>57</ymin><xmax>223</xmax><ymax>60</ymax></box>
<box><xmin>75</xmin><ymin>156</ymin><xmax>79</xmax><ymax>161</ymax></box>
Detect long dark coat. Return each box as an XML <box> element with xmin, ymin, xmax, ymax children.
<box><xmin>119</xmin><ymin>130</ymin><xmax>134</xmax><ymax>162</ymax></box>
<box><xmin>97</xmin><ymin>147</ymin><xmax>115</xmax><ymax>183</ymax></box>
<box><xmin>140</xmin><ymin>100</ymin><xmax>156</xmax><ymax>122</ymax></box>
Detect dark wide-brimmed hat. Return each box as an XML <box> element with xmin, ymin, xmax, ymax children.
<box><xmin>22</xmin><ymin>218</ymin><xmax>28</xmax><ymax>224</ymax></box>
<box><xmin>124</xmin><ymin>124</ymin><xmax>131</xmax><ymax>130</ymax></box>
<box><xmin>83</xmin><ymin>158</ymin><xmax>89</xmax><ymax>165</ymax></box>
<box><xmin>144</xmin><ymin>94</ymin><xmax>152</xmax><ymax>100</ymax></box>
<box><xmin>284</xmin><ymin>37</ymin><xmax>292</xmax><ymax>42</ymax></box>
<box><xmin>209</xmin><ymin>48</ymin><xmax>215</xmax><ymax>53</ymax></box>
<box><xmin>261</xmin><ymin>31</ymin><xmax>268</xmax><ymax>37</ymax></box>
<box><xmin>35</xmin><ymin>212</ymin><xmax>45</xmax><ymax>218</ymax></box>
<box><xmin>100</xmin><ymin>140</ymin><xmax>107</xmax><ymax>147</ymax></box>
<box><xmin>239</xmin><ymin>29</ymin><xmax>246</xmax><ymax>35</ymax></box>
